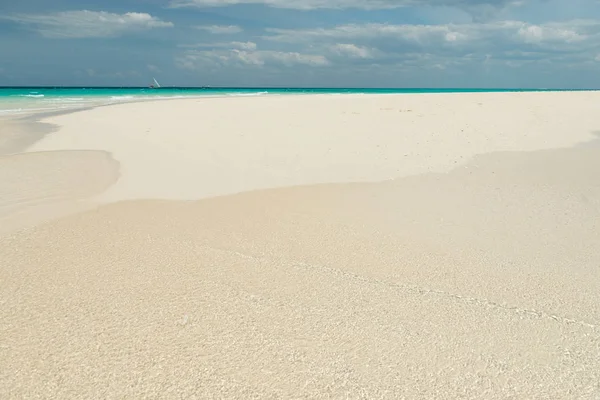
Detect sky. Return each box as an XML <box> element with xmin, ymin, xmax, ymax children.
<box><xmin>2</xmin><ymin>0</ymin><xmax>600</xmax><ymax>88</ymax></box>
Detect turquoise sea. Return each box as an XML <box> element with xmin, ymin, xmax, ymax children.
<box><xmin>0</xmin><ymin>86</ymin><xmax>590</xmax><ymax>116</ymax></box>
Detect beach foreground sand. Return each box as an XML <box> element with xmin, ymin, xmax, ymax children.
<box><xmin>1</xmin><ymin>93</ymin><xmax>599</xmax><ymax>398</ymax></box>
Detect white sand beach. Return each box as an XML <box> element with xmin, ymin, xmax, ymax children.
<box><xmin>1</xmin><ymin>92</ymin><xmax>600</xmax><ymax>398</ymax></box>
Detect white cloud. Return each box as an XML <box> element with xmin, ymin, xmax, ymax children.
<box><xmin>331</xmin><ymin>43</ymin><xmax>375</xmax><ymax>58</ymax></box>
<box><xmin>177</xmin><ymin>43</ymin><xmax>330</xmax><ymax>69</ymax></box>
<box><xmin>180</xmin><ymin>41</ymin><xmax>258</xmax><ymax>50</ymax></box>
<box><xmin>170</xmin><ymin>0</ymin><xmax>519</xmax><ymax>11</ymax></box>
<box><xmin>195</xmin><ymin>25</ymin><xmax>243</xmax><ymax>34</ymax></box>
<box><xmin>176</xmin><ymin>18</ymin><xmax>600</xmax><ymax>77</ymax></box>
<box><xmin>517</xmin><ymin>24</ymin><xmax>586</xmax><ymax>44</ymax></box>
<box><xmin>230</xmin><ymin>41</ymin><xmax>258</xmax><ymax>50</ymax></box>
<box><xmin>246</xmin><ymin>18</ymin><xmax>600</xmax><ymax>75</ymax></box>
<box><xmin>264</xmin><ymin>23</ymin><xmax>475</xmax><ymax>45</ymax></box>
<box><xmin>147</xmin><ymin>64</ymin><xmax>162</xmax><ymax>73</ymax></box>
<box><xmin>4</xmin><ymin>10</ymin><xmax>173</xmax><ymax>38</ymax></box>
<box><xmin>264</xmin><ymin>20</ymin><xmax>600</xmax><ymax>52</ymax></box>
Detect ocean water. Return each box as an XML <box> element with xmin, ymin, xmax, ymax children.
<box><xmin>0</xmin><ymin>87</ymin><xmax>588</xmax><ymax>117</ymax></box>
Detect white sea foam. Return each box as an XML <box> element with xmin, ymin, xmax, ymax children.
<box><xmin>0</xmin><ymin>91</ymin><xmax>278</xmax><ymax>117</ymax></box>
<box><xmin>227</xmin><ymin>91</ymin><xmax>269</xmax><ymax>97</ymax></box>
<box><xmin>109</xmin><ymin>96</ymin><xmax>136</xmax><ymax>101</ymax></box>
<box><xmin>0</xmin><ymin>107</ymin><xmax>58</xmax><ymax>115</ymax></box>
<box><xmin>52</xmin><ymin>97</ymin><xmax>85</xmax><ymax>102</ymax></box>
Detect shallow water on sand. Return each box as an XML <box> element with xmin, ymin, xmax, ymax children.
<box><xmin>0</xmin><ymin>86</ymin><xmax>588</xmax><ymax>116</ymax></box>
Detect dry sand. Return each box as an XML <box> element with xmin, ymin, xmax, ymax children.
<box><xmin>1</xmin><ymin>92</ymin><xmax>600</xmax><ymax>398</ymax></box>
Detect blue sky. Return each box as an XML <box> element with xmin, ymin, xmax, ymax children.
<box><xmin>2</xmin><ymin>0</ymin><xmax>600</xmax><ymax>87</ymax></box>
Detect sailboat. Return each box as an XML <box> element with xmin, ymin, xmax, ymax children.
<box><xmin>149</xmin><ymin>78</ymin><xmax>161</xmax><ymax>89</ymax></box>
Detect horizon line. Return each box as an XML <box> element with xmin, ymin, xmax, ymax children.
<box><xmin>1</xmin><ymin>86</ymin><xmax>598</xmax><ymax>90</ymax></box>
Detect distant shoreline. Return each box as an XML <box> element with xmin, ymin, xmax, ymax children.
<box><xmin>2</xmin><ymin>86</ymin><xmax>599</xmax><ymax>91</ymax></box>
<box><xmin>2</xmin><ymin>87</ymin><xmax>599</xmax><ymax>118</ymax></box>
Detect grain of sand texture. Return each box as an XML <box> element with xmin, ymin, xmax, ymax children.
<box><xmin>1</xmin><ymin>93</ymin><xmax>600</xmax><ymax>399</ymax></box>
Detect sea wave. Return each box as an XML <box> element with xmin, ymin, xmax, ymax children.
<box><xmin>47</xmin><ymin>97</ymin><xmax>86</xmax><ymax>102</ymax></box>
<box><xmin>109</xmin><ymin>96</ymin><xmax>136</xmax><ymax>101</ymax></box>
<box><xmin>0</xmin><ymin>106</ymin><xmax>59</xmax><ymax>115</ymax></box>
<box><xmin>146</xmin><ymin>95</ymin><xmax>191</xmax><ymax>100</ymax></box>
<box><xmin>18</xmin><ymin>94</ymin><xmax>45</xmax><ymax>98</ymax></box>
<box><xmin>227</xmin><ymin>91</ymin><xmax>270</xmax><ymax>97</ymax></box>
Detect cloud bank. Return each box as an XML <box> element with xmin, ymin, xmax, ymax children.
<box><xmin>5</xmin><ymin>10</ymin><xmax>173</xmax><ymax>38</ymax></box>
<box><xmin>170</xmin><ymin>0</ymin><xmax>520</xmax><ymax>10</ymax></box>
<box><xmin>177</xmin><ymin>42</ymin><xmax>330</xmax><ymax>69</ymax></box>
<box><xmin>2</xmin><ymin>0</ymin><xmax>600</xmax><ymax>87</ymax></box>
<box><xmin>195</xmin><ymin>25</ymin><xmax>243</xmax><ymax>34</ymax></box>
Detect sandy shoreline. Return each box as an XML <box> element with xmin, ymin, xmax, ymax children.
<box><xmin>24</xmin><ymin>92</ymin><xmax>600</xmax><ymax>201</ymax></box>
<box><xmin>1</xmin><ymin>93</ymin><xmax>600</xmax><ymax>398</ymax></box>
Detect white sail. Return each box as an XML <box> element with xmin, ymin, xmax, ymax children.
<box><xmin>153</xmin><ymin>78</ymin><xmax>161</xmax><ymax>88</ymax></box>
